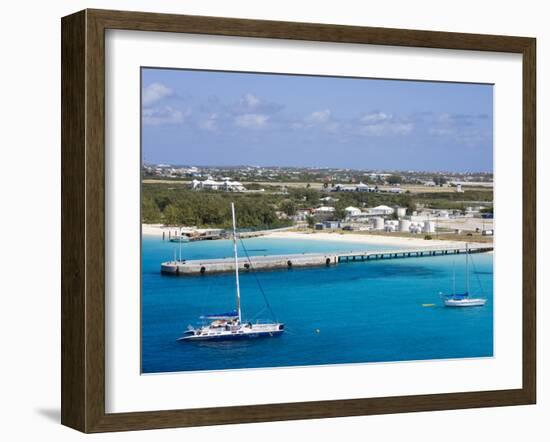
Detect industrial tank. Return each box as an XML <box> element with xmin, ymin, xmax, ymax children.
<box><xmin>373</xmin><ymin>217</ymin><xmax>385</xmax><ymax>230</ymax></box>
<box><xmin>399</xmin><ymin>219</ymin><xmax>411</xmax><ymax>232</ymax></box>
<box><xmin>423</xmin><ymin>221</ymin><xmax>436</xmax><ymax>233</ymax></box>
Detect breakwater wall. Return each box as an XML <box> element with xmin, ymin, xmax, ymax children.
<box><xmin>160</xmin><ymin>245</ymin><xmax>493</xmax><ymax>276</ymax></box>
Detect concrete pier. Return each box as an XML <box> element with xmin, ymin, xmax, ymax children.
<box><xmin>160</xmin><ymin>244</ymin><xmax>493</xmax><ymax>276</ymax></box>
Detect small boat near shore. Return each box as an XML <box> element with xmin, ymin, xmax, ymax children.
<box><xmin>178</xmin><ymin>203</ymin><xmax>284</xmax><ymax>342</ymax></box>
<box><xmin>441</xmin><ymin>244</ymin><xmax>487</xmax><ymax>308</ymax></box>
<box><xmin>444</xmin><ymin>296</ymin><xmax>486</xmax><ymax>307</ymax></box>
<box><xmin>169</xmin><ymin>235</ymin><xmax>190</xmax><ymax>243</ymax></box>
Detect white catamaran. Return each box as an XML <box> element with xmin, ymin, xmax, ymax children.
<box><xmin>177</xmin><ymin>203</ymin><xmax>284</xmax><ymax>342</ymax></box>
<box><xmin>441</xmin><ymin>244</ymin><xmax>487</xmax><ymax>307</ymax></box>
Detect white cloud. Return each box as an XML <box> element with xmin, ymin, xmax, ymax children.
<box><xmin>325</xmin><ymin>121</ymin><xmax>341</xmax><ymax>133</ymax></box>
<box><xmin>357</xmin><ymin>121</ymin><xmax>413</xmax><ymax>136</ymax></box>
<box><xmin>427</xmin><ymin>113</ymin><xmax>490</xmax><ymax>146</ymax></box>
<box><xmin>199</xmin><ymin>113</ymin><xmax>218</xmax><ymax>131</ymax></box>
<box><xmin>242</xmin><ymin>93</ymin><xmax>260</xmax><ymax>109</ymax></box>
<box><xmin>356</xmin><ymin>111</ymin><xmax>412</xmax><ymax>136</ymax></box>
<box><xmin>392</xmin><ymin>123</ymin><xmax>414</xmax><ymax>134</ymax></box>
<box><xmin>306</xmin><ymin>109</ymin><xmax>331</xmax><ymax>124</ymax></box>
<box><xmin>360</xmin><ymin>112</ymin><xmax>391</xmax><ymax>123</ymax></box>
<box><xmin>142</xmin><ymin>106</ymin><xmax>189</xmax><ymax>125</ymax></box>
<box><xmin>235</xmin><ymin>93</ymin><xmax>284</xmax><ymax>115</ymax></box>
<box><xmin>429</xmin><ymin>124</ymin><xmax>489</xmax><ymax>146</ymax></box>
<box><xmin>142</xmin><ymin>83</ymin><xmax>173</xmax><ymax>106</ymax></box>
<box><xmin>429</xmin><ymin>127</ymin><xmax>455</xmax><ymax>136</ymax></box>
<box><xmin>235</xmin><ymin>113</ymin><xmax>269</xmax><ymax>128</ymax></box>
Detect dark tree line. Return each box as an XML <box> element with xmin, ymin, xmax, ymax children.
<box><xmin>142</xmin><ymin>183</ymin><xmax>493</xmax><ymax>228</ymax></box>
<box><xmin>142</xmin><ymin>185</ymin><xmax>292</xmax><ymax>229</ymax></box>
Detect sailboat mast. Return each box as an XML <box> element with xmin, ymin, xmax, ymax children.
<box><xmin>179</xmin><ymin>227</ymin><xmax>182</xmax><ymax>262</ymax></box>
<box><xmin>453</xmin><ymin>258</ymin><xmax>456</xmax><ymax>295</ymax></box>
<box><xmin>465</xmin><ymin>243</ymin><xmax>470</xmax><ymax>294</ymax></box>
<box><xmin>231</xmin><ymin>203</ymin><xmax>242</xmax><ymax>323</ymax></box>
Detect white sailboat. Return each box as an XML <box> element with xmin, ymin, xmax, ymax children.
<box><xmin>442</xmin><ymin>244</ymin><xmax>487</xmax><ymax>307</ymax></box>
<box><xmin>177</xmin><ymin>203</ymin><xmax>284</xmax><ymax>342</ymax></box>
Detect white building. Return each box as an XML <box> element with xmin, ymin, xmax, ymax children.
<box><xmin>291</xmin><ymin>209</ymin><xmax>312</xmax><ymax>222</ymax></box>
<box><xmin>191</xmin><ymin>178</ymin><xmax>246</xmax><ymax>192</ymax></box>
<box><xmin>333</xmin><ymin>183</ymin><xmax>357</xmax><ymax>192</ymax></box>
<box><xmin>332</xmin><ymin>182</ymin><xmax>372</xmax><ymax>192</ymax></box>
<box><xmin>395</xmin><ymin>207</ymin><xmax>407</xmax><ymax>218</ymax></box>
<box><xmin>314</xmin><ymin>206</ymin><xmax>336</xmax><ymax>220</ymax></box>
<box><xmin>367</xmin><ymin>173</ymin><xmax>392</xmax><ymax>181</ymax></box>
<box><xmin>368</xmin><ymin>205</ymin><xmax>395</xmax><ymax>216</ymax></box>
<box><xmin>314</xmin><ymin>206</ymin><xmax>335</xmax><ymax>214</ymax></box>
<box><xmin>384</xmin><ymin>187</ymin><xmax>403</xmax><ymax>194</ymax></box>
<box><xmin>344</xmin><ymin>206</ymin><xmax>362</xmax><ymax>218</ymax></box>
<box><xmin>355</xmin><ymin>182</ymin><xmax>371</xmax><ymax>192</ymax></box>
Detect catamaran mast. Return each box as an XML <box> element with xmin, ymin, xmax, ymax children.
<box><xmin>231</xmin><ymin>203</ymin><xmax>242</xmax><ymax>323</ymax></box>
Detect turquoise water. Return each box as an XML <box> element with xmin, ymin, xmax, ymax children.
<box><xmin>141</xmin><ymin>236</ymin><xmax>493</xmax><ymax>373</ymax></box>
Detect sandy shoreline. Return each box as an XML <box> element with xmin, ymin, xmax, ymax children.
<box><xmin>264</xmin><ymin>231</ymin><xmax>487</xmax><ymax>248</ymax></box>
<box><xmin>142</xmin><ymin>224</ymin><xmax>489</xmax><ymax>248</ymax></box>
<box><xmin>142</xmin><ymin>224</ymin><xmax>179</xmax><ymax>237</ymax></box>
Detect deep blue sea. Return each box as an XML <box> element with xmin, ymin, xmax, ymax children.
<box><xmin>141</xmin><ymin>235</ymin><xmax>493</xmax><ymax>373</ymax></box>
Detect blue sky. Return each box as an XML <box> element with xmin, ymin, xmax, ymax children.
<box><xmin>141</xmin><ymin>68</ymin><xmax>493</xmax><ymax>172</ymax></box>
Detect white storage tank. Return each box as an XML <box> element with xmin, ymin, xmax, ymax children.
<box><xmin>423</xmin><ymin>221</ymin><xmax>436</xmax><ymax>233</ymax></box>
<box><xmin>399</xmin><ymin>219</ymin><xmax>411</xmax><ymax>232</ymax></box>
<box><xmin>373</xmin><ymin>217</ymin><xmax>385</xmax><ymax>230</ymax></box>
<box><xmin>396</xmin><ymin>207</ymin><xmax>407</xmax><ymax>218</ymax></box>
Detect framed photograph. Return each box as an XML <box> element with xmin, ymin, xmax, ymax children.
<box><xmin>61</xmin><ymin>9</ymin><xmax>536</xmax><ymax>433</ymax></box>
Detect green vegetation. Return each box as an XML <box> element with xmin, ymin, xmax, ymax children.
<box><xmin>432</xmin><ymin>176</ymin><xmax>448</xmax><ymax>186</ymax></box>
<box><xmin>387</xmin><ymin>174</ymin><xmax>403</xmax><ymax>185</ymax></box>
<box><xmin>415</xmin><ymin>190</ymin><xmax>493</xmax><ymax>202</ymax></box>
<box><xmin>142</xmin><ymin>184</ymin><xmax>292</xmax><ymax>229</ymax></box>
<box><xmin>279</xmin><ymin>199</ymin><xmax>297</xmax><ymax>216</ymax></box>
<box><xmin>141</xmin><ymin>182</ymin><xmax>493</xmax><ymax>228</ymax></box>
<box><xmin>415</xmin><ymin>190</ymin><xmax>493</xmax><ymax>211</ymax></box>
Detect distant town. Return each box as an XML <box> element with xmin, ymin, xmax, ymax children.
<box><xmin>143</xmin><ymin>164</ymin><xmax>493</xmax><ymax>189</ymax></box>
<box><xmin>142</xmin><ymin>163</ymin><xmax>494</xmax><ymax>242</ymax></box>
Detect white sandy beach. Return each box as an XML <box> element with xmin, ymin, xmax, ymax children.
<box><xmin>264</xmin><ymin>231</ymin><xmax>487</xmax><ymax>248</ymax></box>
<box><xmin>142</xmin><ymin>224</ymin><xmax>489</xmax><ymax>248</ymax></box>
<box><xmin>142</xmin><ymin>223</ymin><xmax>177</xmax><ymax>236</ymax></box>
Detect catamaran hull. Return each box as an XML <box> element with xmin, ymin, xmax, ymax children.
<box><xmin>178</xmin><ymin>329</ymin><xmax>284</xmax><ymax>342</ymax></box>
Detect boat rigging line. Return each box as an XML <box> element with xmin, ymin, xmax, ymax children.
<box><xmin>468</xmin><ymin>251</ymin><xmax>486</xmax><ymax>296</ymax></box>
<box><xmin>238</xmin><ymin>236</ymin><xmax>278</xmax><ymax>323</ymax></box>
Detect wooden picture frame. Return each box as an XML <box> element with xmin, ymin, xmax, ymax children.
<box><xmin>61</xmin><ymin>8</ymin><xmax>536</xmax><ymax>433</ymax></box>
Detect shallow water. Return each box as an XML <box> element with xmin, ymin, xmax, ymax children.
<box><xmin>141</xmin><ymin>235</ymin><xmax>493</xmax><ymax>373</ymax></box>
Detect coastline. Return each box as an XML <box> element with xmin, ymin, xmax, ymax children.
<box><xmin>142</xmin><ymin>224</ymin><xmax>177</xmax><ymax>237</ymax></box>
<box><xmin>265</xmin><ymin>230</ymin><xmax>487</xmax><ymax>248</ymax></box>
<box><xmin>142</xmin><ymin>224</ymin><xmax>489</xmax><ymax>248</ymax></box>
